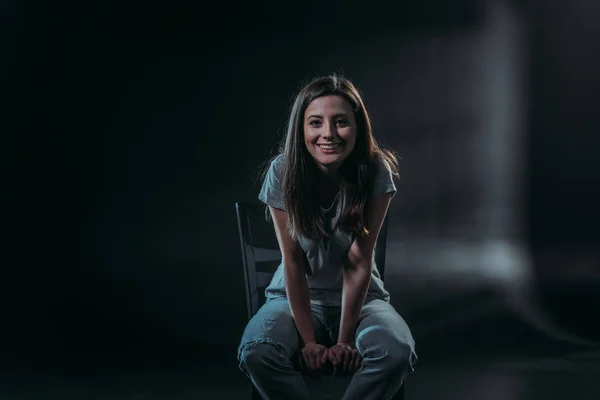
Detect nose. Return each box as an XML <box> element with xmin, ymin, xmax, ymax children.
<box><xmin>322</xmin><ymin>122</ymin><xmax>337</xmax><ymax>139</ymax></box>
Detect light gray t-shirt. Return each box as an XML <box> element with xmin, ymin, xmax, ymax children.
<box><xmin>258</xmin><ymin>154</ymin><xmax>396</xmax><ymax>306</ymax></box>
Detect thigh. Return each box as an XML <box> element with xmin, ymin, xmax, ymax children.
<box><xmin>355</xmin><ymin>299</ymin><xmax>416</xmax><ymax>353</ymax></box>
<box><xmin>238</xmin><ymin>298</ymin><xmax>326</xmax><ymax>361</ymax></box>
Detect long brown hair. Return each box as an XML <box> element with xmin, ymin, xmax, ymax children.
<box><xmin>261</xmin><ymin>74</ymin><xmax>399</xmax><ymax>240</ymax></box>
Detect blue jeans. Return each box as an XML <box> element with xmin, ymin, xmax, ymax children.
<box><xmin>237</xmin><ymin>297</ymin><xmax>417</xmax><ymax>400</ymax></box>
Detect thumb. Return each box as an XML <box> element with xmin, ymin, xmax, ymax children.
<box><xmin>328</xmin><ymin>349</ymin><xmax>338</xmax><ymax>364</ymax></box>
<box><xmin>321</xmin><ymin>348</ymin><xmax>328</xmax><ymax>363</ymax></box>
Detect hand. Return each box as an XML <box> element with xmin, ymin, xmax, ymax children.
<box><xmin>327</xmin><ymin>342</ymin><xmax>362</xmax><ymax>376</ymax></box>
<box><xmin>293</xmin><ymin>342</ymin><xmax>329</xmax><ymax>380</ymax></box>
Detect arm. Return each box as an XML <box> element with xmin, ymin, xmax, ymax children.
<box><xmin>269</xmin><ymin>206</ymin><xmax>315</xmax><ymax>345</ymax></box>
<box><xmin>338</xmin><ymin>193</ymin><xmax>393</xmax><ymax>344</ymax></box>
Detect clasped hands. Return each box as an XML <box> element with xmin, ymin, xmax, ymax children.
<box><xmin>292</xmin><ymin>341</ymin><xmax>362</xmax><ymax>380</ymax></box>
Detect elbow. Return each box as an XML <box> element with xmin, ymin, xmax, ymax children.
<box><xmin>347</xmin><ymin>246</ymin><xmax>373</xmax><ymax>268</ymax></box>
<box><xmin>344</xmin><ymin>255</ymin><xmax>373</xmax><ymax>274</ymax></box>
<box><xmin>282</xmin><ymin>246</ymin><xmax>305</xmax><ymax>265</ymax></box>
<box><xmin>284</xmin><ymin>257</ymin><xmax>308</xmax><ymax>279</ymax></box>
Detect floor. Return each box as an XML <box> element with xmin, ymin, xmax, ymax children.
<box><xmin>2</xmin><ymin>272</ymin><xmax>599</xmax><ymax>400</ymax></box>
<box><xmin>2</xmin><ymin>324</ymin><xmax>599</xmax><ymax>400</ymax></box>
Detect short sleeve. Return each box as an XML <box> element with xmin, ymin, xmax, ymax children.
<box><xmin>370</xmin><ymin>158</ymin><xmax>397</xmax><ymax>199</ymax></box>
<box><xmin>258</xmin><ymin>154</ymin><xmax>286</xmax><ymax>210</ymax></box>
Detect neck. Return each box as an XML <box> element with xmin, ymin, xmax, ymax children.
<box><xmin>315</xmin><ymin>161</ymin><xmax>341</xmax><ymax>181</ymax></box>
<box><xmin>318</xmin><ymin>168</ymin><xmax>340</xmax><ymax>185</ymax></box>
<box><xmin>316</xmin><ymin>171</ymin><xmax>340</xmax><ymax>208</ymax></box>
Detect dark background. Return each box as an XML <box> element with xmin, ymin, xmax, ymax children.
<box><xmin>3</xmin><ymin>0</ymin><xmax>600</xmax><ymax>398</ymax></box>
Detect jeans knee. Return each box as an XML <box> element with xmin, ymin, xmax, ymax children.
<box><xmin>238</xmin><ymin>340</ymin><xmax>286</xmax><ymax>373</ymax></box>
<box><xmin>386</xmin><ymin>341</ymin><xmax>415</xmax><ymax>375</ymax></box>
<box><xmin>360</xmin><ymin>333</ymin><xmax>416</xmax><ymax>376</ymax></box>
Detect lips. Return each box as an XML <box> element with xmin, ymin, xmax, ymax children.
<box><xmin>317</xmin><ymin>143</ymin><xmax>341</xmax><ymax>149</ymax></box>
<box><xmin>316</xmin><ymin>143</ymin><xmax>342</xmax><ymax>154</ymax></box>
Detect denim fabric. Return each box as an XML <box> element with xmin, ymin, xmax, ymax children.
<box><xmin>237</xmin><ymin>297</ymin><xmax>417</xmax><ymax>400</ymax></box>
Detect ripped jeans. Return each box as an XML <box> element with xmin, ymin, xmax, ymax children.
<box><xmin>237</xmin><ymin>297</ymin><xmax>417</xmax><ymax>400</ymax></box>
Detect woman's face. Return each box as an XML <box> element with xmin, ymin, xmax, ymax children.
<box><xmin>303</xmin><ymin>95</ymin><xmax>357</xmax><ymax>175</ymax></box>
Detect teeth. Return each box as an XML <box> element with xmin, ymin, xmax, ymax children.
<box><xmin>319</xmin><ymin>144</ymin><xmax>340</xmax><ymax>149</ymax></box>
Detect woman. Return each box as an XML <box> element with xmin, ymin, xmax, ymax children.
<box><xmin>237</xmin><ymin>74</ymin><xmax>417</xmax><ymax>400</ymax></box>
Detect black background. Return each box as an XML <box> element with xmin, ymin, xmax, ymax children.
<box><xmin>3</xmin><ymin>0</ymin><xmax>599</xmax><ymax>390</ymax></box>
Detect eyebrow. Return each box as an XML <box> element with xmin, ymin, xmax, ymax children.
<box><xmin>307</xmin><ymin>113</ymin><xmax>349</xmax><ymax>119</ymax></box>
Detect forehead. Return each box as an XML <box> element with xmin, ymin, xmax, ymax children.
<box><xmin>305</xmin><ymin>95</ymin><xmax>353</xmax><ymax>116</ymax></box>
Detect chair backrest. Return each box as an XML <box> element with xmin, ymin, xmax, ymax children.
<box><xmin>235</xmin><ymin>202</ymin><xmax>389</xmax><ymax>320</ymax></box>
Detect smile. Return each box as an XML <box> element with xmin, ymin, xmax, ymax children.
<box><xmin>317</xmin><ymin>143</ymin><xmax>341</xmax><ymax>149</ymax></box>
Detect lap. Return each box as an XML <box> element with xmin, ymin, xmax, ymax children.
<box><xmin>238</xmin><ymin>298</ymin><xmax>415</xmax><ymax>361</ymax></box>
<box><xmin>238</xmin><ymin>298</ymin><xmax>326</xmax><ymax>360</ymax></box>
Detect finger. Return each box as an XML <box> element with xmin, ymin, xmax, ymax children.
<box><xmin>314</xmin><ymin>363</ymin><xmax>324</xmax><ymax>381</ymax></box>
<box><xmin>335</xmin><ymin>352</ymin><xmax>344</xmax><ymax>376</ymax></box>
<box><xmin>351</xmin><ymin>351</ymin><xmax>360</xmax><ymax>373</ymax></box>
<box><xmin>350</xmin><ymin>350</ymin><xmax>358</xmax><ymax>373</ymax></box>
<box><xmin>321</xmin><ymin>348</ymin><xmax>328</xmax><ymax>364</ymax></box>
<box><xmin>355</xmin><ymin>352</ymin><xmax>363</xmax><ymax>372</ymax></box>
<box><xmin>328</xmin><ymin>350</ymin><xmax>337</xmax><ymax>367</ymax></box>
<box><xmin>328</xmin><ymin>350</ymin><xmax>338</xmax><ymax>376</ymax></box>
<box><xmin>309</xmin><ymin>353</ymin><xmax>317</xmax><ymax>371</ymax></box>
<box><xmin>347</xmin><ymin>351</ymin><xmax>355</xmax><ymax>374</ymax></box>
<box><xmin>343</xmin><ymin>351</ymin><xmax>352</xmax><ymax>374</ymax></box>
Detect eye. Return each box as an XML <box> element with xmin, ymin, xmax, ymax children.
<box><xmin>309</xmin><ymin>120</ymin><xmax>322</xmax><ymax>127</ymax></box>
<box><xmin>336</xmin><ymin>119</ymin><xmax>349</xmax><ymax>126</ymax></box>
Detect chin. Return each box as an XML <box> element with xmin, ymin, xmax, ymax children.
<box><xmin>317</xmin><ymin>155</ymin><xmax>347</xmax><ymax>168</ymax></box>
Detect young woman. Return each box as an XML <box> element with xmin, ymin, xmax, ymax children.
<box><xmin>237</xmin><ymin>75</ymin><xmax>417</xmax><ymax>400</ymax></box>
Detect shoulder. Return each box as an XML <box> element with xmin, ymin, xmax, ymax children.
<box><xmin>267</xmin><ymin>153</ymin><xmax>285</xmax><ymax>181</ymax></box>
<box><xmin>259</xmin><ymin>153</ymin><xmax>286</xmax><ymax>209</ymax></box>
<box><xmin>376</xmin><ymin>157</ymin><xmax>391</xmax><ymax>173</ymax></box>
<box><xmin>373</xmin><ymin>152</ymin><xmax>399</xmax><ymax>181</ymax></box>
<box><xmin>372</xmin><ymin>156</ymin><xmax>393</xmax><ymax>180</ymax></box>
<box><xmin>369</xmin><ymin>155</ymin><xmax>398</xmax><ymax>198</ymax></box>
<box><xmin>272</xmin><ymin>153</ymin><xmax>284</xmax><ymax>168</ymax></box>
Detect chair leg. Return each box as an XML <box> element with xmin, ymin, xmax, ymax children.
<box><xmin>251</xmin><ymin>383</ymin><xmax>263</xmax><ymax>400</ymax></box>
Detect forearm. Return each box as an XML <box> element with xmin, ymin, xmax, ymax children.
<box><xmin>338</xmin><ymin>261</ymin><xmax>372</xmax><ymax>344</ymax></box>
<box><xmin>285</xmin><ymin>260</ymin><xmax>316</xmax><ymax>344</ymax></box>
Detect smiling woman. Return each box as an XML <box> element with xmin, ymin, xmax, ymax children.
<box><xmin>237</xmin><ymin>74</ymin><xmax>417</xmax><ymax>400</ymax></box>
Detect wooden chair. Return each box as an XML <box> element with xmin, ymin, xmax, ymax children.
<box><xmin>235</xmin><ymin>202</ymin><xmax>404</xmax><ymax>400</ymax></box>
